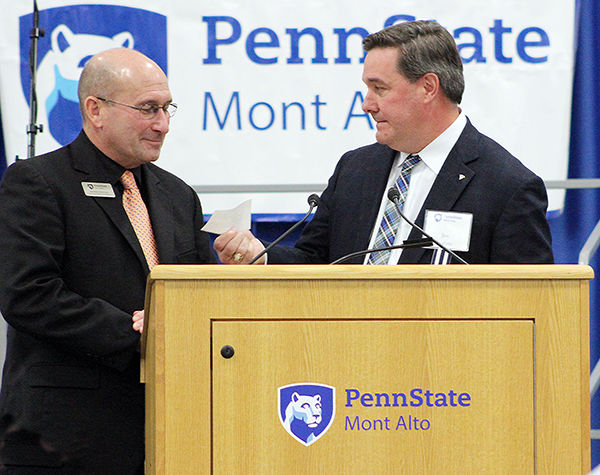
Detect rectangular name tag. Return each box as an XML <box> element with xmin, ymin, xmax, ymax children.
<box><xmin>81</xmin><ymin>182</ymin><xmax>115</xmax><ymax>198</ymax></box>
<box><xmin>423</xmin><ymin>210</ymin><xmax>472</xmax><ymax>252</ymax></box>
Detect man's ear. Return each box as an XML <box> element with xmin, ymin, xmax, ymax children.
<box><xmin>84</xmin><ymin>96</ymin><xmax>103</xmax><ymax>128</ymax></box>
<box><xmin>420</xmin><ymin>72</ymin><xmax>440</xmax><ymax>103</ymax></box>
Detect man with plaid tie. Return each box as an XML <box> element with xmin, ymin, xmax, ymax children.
<box><xmin>0</xmin><ymin>49</ymin><xmax>215</xmax><ymax>472</ymax></box>
<box><xmin>215</xmin><ymin>21</ymin><xmax>553</xmax><ymax>266</ymax></box>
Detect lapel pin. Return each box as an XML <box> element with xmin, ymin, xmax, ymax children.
<box><xmin>458</xmin><ymin>174</ymin><xmax>465</xmax><ymax>181</ymax></box>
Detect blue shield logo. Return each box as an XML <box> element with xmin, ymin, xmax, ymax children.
<box><xmin>19</xmin><ymin>5</ymin><xmax>167</xmax><ymax>152</ymax></box>
<box><xmin>278</xmin><ymin>383</ymin><xmax>335</xmax><ymax>446</ymax></box>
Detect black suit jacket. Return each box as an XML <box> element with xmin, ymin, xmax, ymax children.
<box><xmin>0</xmin><ymin>132</ymin><xmax>215</xmax><ymax>472</ymax></box>
<box><xmin>268</xmin><ymin>120</ymin><xmax>553</xmax><ymax>264</ymax></box>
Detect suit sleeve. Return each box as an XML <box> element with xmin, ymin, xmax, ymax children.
<box><xmin>0</xmin><ymin>162</ymin><xmax>140</xmax><ymax>371</ymax></box>
<box><xmin>265</xmin><ymin>155</ymin><xmax>347</xmax><ymax>264</ymax></box>
<box><xmin>192</xmin><ymin>189</ymin><xmax>217</xmax><ymax>264</ymax></box>
<box><xmin>489</xmin><ymin>174</ymin><xmax>554</xmax><ymax>264</ymax></box>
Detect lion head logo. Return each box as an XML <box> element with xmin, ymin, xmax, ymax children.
<box><xmin>278</xmin><ymin>383</ymin><xmax>335</xmax><ymax>446</ymax></box>
<box><xmin>19</xmin><ymin>5</ymin><xmax>167</xmax><ymax>154</ymax></box>
<box><xmin>36</xmin><ymin>25</ymin><xmax>134</xmax><ymax>151</ymax></box>
<box><xmin>284</xmin><ymin>392</ymin><xmax>323</xmax><ymax>430</ymax></box>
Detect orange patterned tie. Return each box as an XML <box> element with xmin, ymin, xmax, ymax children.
<box><xmin>120</xmin><ymin>170</ymin><xmax>159</xmax><ymax>270</ymax></box>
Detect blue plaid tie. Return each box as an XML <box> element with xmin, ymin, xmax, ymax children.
<box><xmin>368</xmin><ymin>154</ymin><xmax>421</xmax><ymax>265</ymax></box>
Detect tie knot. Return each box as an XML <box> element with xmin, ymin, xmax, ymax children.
<box><xmin>120</xmin><ymin>170</ymin><xmax>138</xmax><ymax>191</ymax></box>
<box><xmin>403</xmin><ymin>154</ymin><xmax>421</xmax><ymax>172</ymax></box>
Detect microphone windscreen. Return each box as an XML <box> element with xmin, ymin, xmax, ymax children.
<box><xmin>387</xmin><ymin>186</ymin><xmax>400</xmax><ymax>203</ymax></box>
<box><xmin>307</xmin><ymin>194</ymin><xmax>321</xmax><ymax>207</ymax></box>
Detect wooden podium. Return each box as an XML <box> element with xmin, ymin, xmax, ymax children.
<box><xmin>141</xmin><ymin>265</ymin><xmax>593</xmax><ymax>474</ymax></box>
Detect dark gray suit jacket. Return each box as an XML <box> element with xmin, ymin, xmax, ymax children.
<box><xmin>0</xmin><ymin>132</ymin><xmax>215</xmax><ymax>472</ymax></box>
<box><xmin>268</xmin><ymin>120</ymin><xmax>553</xmax><ymax>264</ymax></box>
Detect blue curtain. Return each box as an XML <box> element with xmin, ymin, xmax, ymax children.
<box><xmin>548</xmin><ymin>0</ymin><xmax>600</xmax><ymax>466</ymax></box>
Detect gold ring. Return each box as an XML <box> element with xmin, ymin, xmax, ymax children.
<box><xmin>233</xmin><ymin>252</ymin><xmax>244</xmax><ymax>262</ymax></box>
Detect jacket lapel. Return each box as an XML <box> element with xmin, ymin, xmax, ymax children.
<box><xmin>353</xmin><ymin>145</ymin><xmax>397</xmax><ymax>253</ymax></box>
<box><xmin>143</xmin><ymin>166</ymin><xmax>176</xmax><ymax>263</ymax></box>
<box><xmin>399</xmin><ymin>120</ymin><xmax>479</xmax><ymax>263</ymax></box>
<box><xmin>70</xmin><ymin>134</ymin><xmax>150</xmax><ymax>272</ymax></box>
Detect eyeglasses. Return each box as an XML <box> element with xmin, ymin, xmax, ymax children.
<box><xmin>96</xmin><ymin>97</ymin><xmax>177</xmax><ymax>118</ymax></box>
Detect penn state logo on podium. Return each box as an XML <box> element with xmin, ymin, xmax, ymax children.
<box><xmin>19</xmin><ymin>5</ymin><xmax>167</xmax><ymax>154</ymax></box>
<box><xmin>278</xmin><ymin>383</ymin><xmax>335</xmax><ymax>446</ymax></box>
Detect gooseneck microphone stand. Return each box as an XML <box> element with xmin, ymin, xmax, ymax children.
<box><xmin>26</xmin><ymin>0</ymin><xmax>45</xmax><ymax>159</ymax></box>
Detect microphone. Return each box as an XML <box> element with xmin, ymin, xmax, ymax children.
<box><xmin>387</xmin><ymin>187</ymin><xmax>468</xmax><ymax>265</ymax></box>
<box><xmin>330</xmin><ymin>237</ymin><xmax>434</xmax><ymax>265</ymax></box>
<box><xmin>248</xmin><ymin>194</ymin><xmax>320</xmax><ymax>264</ymax></box>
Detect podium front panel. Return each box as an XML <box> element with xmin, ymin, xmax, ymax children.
<box><xmin>142</xmin><ymin>265</ymin><xmax>592</xmax><ymax>474</ymax></box>
<box><xmin>212</xmin><ymin>319</ymin><xmax>534</xmax><ymax>474</ymax></box>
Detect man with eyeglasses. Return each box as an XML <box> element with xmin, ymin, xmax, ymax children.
<box><xmin>0</xmin><ymin>48</ymin><xmax>215</xmax><ymax>473</ymax></box>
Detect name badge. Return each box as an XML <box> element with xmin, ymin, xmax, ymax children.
<box><xmin>423</xmin><ymin>210</ymin><xmax>472</xmax><ymax>252</ymax></box>
<box><xmin>81</xmin><ymin>182</ymin><xmax>115</xmax><ymax>198</ymax></box>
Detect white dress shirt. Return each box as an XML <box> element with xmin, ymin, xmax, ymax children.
<box><xmin>364</xmin><ymin>112</ymin><xmax>468</xmax><ymax>264</ymax></box>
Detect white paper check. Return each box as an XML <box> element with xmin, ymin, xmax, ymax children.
<box><xmin>201</xmin><ymin>199</ymin><xmax>252</xmax><ymax>234</ymax></box>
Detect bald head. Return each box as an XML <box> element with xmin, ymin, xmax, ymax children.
<box><xmin>78</xmin><ymin>48</ymin><xmax>167</xmax><ymax>122</ymax></box>
<box><xmin>77</xmin><ymin>48</ymin><xmax>172</xmax><ymax>168</ymax></box>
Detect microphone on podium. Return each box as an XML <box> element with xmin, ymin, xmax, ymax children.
<box><xmin>330</xmin><ymin>237</ymin><xmax>434</xmax><ymax>265</ymax></box>
<box><xmin>248</xmin><ymin>194</ymin><xmax>320</xmax><ymax>265</ymax></box>
<box><xmin>386</xmin><ymin>187</ymin><xmax>468</xmax><ymax>265</ymax></box>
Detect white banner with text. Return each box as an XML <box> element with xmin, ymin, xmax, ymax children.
<box><xmin>0</xmin><ymin>0</ymin><xmax>574</xmax><ymax>214</ymax></box>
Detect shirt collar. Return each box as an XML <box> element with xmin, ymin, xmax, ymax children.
<box><xmin>81</xmin><ymin>131</ymin><xmax>142</xmax><ymax>186</ymax></box>
<box><xmin>398</xmin><ymin>111</ymin><xmax>467</xmax><ymax>174</ymax></box>
<box><xmin>81</xmin><ymin>131</ymin><xmax>144</xmax><ymax>186</ymax></box>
